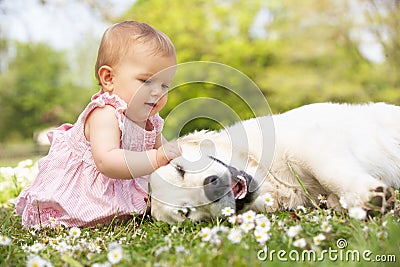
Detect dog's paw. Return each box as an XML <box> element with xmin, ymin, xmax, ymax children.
<box><xmin>365</xmin><ymin>186</ymin><xmax>395</xmax><ymax>217</ymax></box>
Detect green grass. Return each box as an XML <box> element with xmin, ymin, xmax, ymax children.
<box><xmin>1</xmin><ymin>202</ymin><xmax>399</xmax><ymax>267</ymax></box>
<box><xmin>0</xmin><ymin>160</ymin><xmax>399</xmax><ymax>266</ymax></box>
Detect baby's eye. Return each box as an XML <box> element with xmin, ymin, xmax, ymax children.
<box><xmin>140</xmin><ymin>79</ymin><xmax>151</xmax><ymax>84</ymax></box>
<box><xmin>161</xmin><ymin>83</ymin><xmax>170</xmax><ymax>90</ymax></box>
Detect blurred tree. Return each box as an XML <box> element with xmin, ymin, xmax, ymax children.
<box><xmin>0</xmin><ymin>0</ymin><xmax>8</xmax><ymax>73</ymax></box>
<box><xmin>122</xmin><ymin>0</ymin><xmax>400</xmax><ymax>134</ymax></box>
<box><xmin>358</xmin><ymin>0</ymin><xmax>400</xmax><ymax>94</ymax></box>
<box><xmin>1</xmin><ymin>0</ymin><xmax>398</xmax><ymax>142</ymax></box>
<box><xmin>0</xmin><ymin>42</ymin><xmax>89</xmax><ymax>141</ymax></box>
<box><xmin>253</xmin><ymin>0</ymin><xmax>394</xmax><ymax>111</ymax></box>
<box><xmin>122</xmin><ymin>0</ymin><xmax>277</xmax><ymax>136</ymax></box>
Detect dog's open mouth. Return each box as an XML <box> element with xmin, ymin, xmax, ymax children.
<box><xmin>207</xmin><ymin>156</ymin><xmax>253</xmax><ymax>201</ymax></box>
<box><xmin>231</xmin><ymin>174</ymin><xmax>248</xmax><ymax>200</ymax></box>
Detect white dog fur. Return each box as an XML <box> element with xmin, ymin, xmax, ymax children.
<box><xmin>150</xmin><ymin>102</ymin><xmax>400</xmax><ymax>223</ymax></box>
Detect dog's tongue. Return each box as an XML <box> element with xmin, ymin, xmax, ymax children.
<box><xmin>232</xmin><ymin>174</ymin><xmax>248</xmax><ymax>200</ymax></box>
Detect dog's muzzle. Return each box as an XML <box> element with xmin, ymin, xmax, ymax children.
<box><xmin>204</xmin><ymin>156</ymin><xmax>256</xmax><ymax>211</ymax></box>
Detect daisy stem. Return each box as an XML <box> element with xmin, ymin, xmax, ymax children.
<box><xmin>287</xmin><ymin>163</ymin><xmax>321</xmax><ymax>210</ymax></box>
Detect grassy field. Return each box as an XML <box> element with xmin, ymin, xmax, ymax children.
<box><xmin>0</xmin><ymin>160</ymin><xmax>399</xmax><ymax>267</ymax></box>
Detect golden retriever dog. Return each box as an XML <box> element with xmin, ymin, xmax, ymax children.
<box><xmin>150</xmin><ymin>103</ymin><xmax>399</xmax><ymax>223</ymax></box>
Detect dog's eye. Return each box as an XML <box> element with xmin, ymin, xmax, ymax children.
<box><xmin>175</xmin><ymin>164</ymin><xmax>185</xmax><ymax>177</ymax></box>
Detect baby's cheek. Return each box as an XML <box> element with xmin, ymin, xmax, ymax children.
<box><xmin>157</xmin><ymin>95</ymin><xmax>168</xmax><ymax>110</ymax></box>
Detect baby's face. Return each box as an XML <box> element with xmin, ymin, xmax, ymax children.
<box><xmin>112</xmin><ymin>43</ymin><xmax>176</xmax><ymax>124</ymax></box>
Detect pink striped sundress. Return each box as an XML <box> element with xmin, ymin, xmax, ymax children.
<box><xmin>15</xmin><ymin>89</ymin><xmax>164</xmax><ymax>228</ymax></box>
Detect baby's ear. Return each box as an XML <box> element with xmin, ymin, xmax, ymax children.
<box><xmin>98</xmin><ymin>65</ymin><xmax>114</xmax><ymax>93</ymax></box>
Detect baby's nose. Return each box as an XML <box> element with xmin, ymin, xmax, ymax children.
<box><xmin>149</xmin><ymin>83</ymin><xmax>165</xmax><ymax>96</ymax></box>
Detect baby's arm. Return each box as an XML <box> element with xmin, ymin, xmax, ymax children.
<box><xmin>86</xmin><ymin>105</ymin><xmax>178</xmax><ymax>179</ymax></box>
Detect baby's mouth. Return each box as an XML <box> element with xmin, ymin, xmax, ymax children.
<box><xmin>145</xmin><ymin>102</ymin><xmax>157</xmax><ymax>108</ymax></box>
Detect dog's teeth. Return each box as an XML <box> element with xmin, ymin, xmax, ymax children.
<box><xmin>237</xmin><ymin>192</ymin><xmax>246</xmax><ymax>200</ymax></box>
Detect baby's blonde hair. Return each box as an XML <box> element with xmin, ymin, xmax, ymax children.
<box><xmin>95</xmin><ymin>21</ymin><xmax>176</xmax><ymax>84</ymax></box>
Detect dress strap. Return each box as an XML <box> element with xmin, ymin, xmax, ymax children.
<box><xmin>78</xmin><ymin>89</ymin><xmax>127</xmax><ymax>132</ymax></box>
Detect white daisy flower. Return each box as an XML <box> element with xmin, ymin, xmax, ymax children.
<box><xmin>26</xmin><ymin>255</ymin><xmax>52</xmax><ymax>267</ymax></box>
<box><xmin>30</xmin><ymin>242</ymin><xmax>45</xmax><ymax>253</ymax></box>
<box><xmin>0</xmin><ymin>166</ymin><xmax>14</xmax><ymax>179</ymax></box>
<box><xmin>209</xmin><ymin>235</ymin><xmax>222</xmax><ymax>246</ymax></box>
<box><xmin>286</xmin><ymin>225</ymin><xmax>302</xmax><ymax>238</ymax></box>
<box><xmin>175</xmin><ymin>245</ymin><xmax>189</xmax><ymax>254</ymax></box>
<box><xmin>228</xmin><ymin>215</ymin><xmax>238</xmax><ymax>224</ymax></box>
<box><xmin>171</xmin><ymin>226</ymin><xmax>178</xmax><ymax>233</ymax></box>
<box><xmin>296</xmin><ymin>205</ymin><xmax>307</xmax><ymax>213</ymax></box>
<box><xmin>240</xmin><ymin>222</ymin><xmax>255</xmax><ymax>233</ymax></box>
<box><xmin>318</xmin><ymin>194</ymin><xmax>327</xmax><ymax>204</ymax></box>
<box><xmin>56</xmin><ymin>241</ymin><xmax>70</xmax><ymax>253</ymax></box>
<box><xmin>255</xmin><ymin>213</ymin><xmax>268</xmax><ymax>223</ymax></box>
<box><xmin>154</xmin><ymin>245</ymin><xmax>169</xmax><ymax>257</ymax></box>
<box><xmin>221</xmin><ymin>207</ymin><xmax>235</xmax><ymax>217</ymax></box>
<box><xmin>310</xmin><ymin>216</ymin><xmax>320</xmax><ymax>223</ymax></box>
<box><xmin>313</xmin><ymin>233</ymin><xmax>326</xmax><ymax>245</ymax></box>
<box><xmin>0</xmin><ymin>235</ymin><xmax>11</xmax><ymax>246</ymax></box>
<box><xmin>227</xmin><ymin>228</ymin><xmax>242</xmax><ymax>244</ymax></box>
<box><xmin>69</xmin><ymin>227</ymin><xmax>81</xmax><ymax>239</ymax></box>
<box><xmin>108</xmin><ymin>241</ymin><xmax>121</xmax><ymax>250</ymax></box>
<box><xmin>199</xmin><ymin>227</ymin><xmax>212</xmax><ymax>242</ymax></box>
<box><xmin>215</xmin><ymin>225</ymin><xmax>229</xmax><ymax>234</ymax></box>
<box><xmin>349</xmin><ymin>207</ymin><xmax>366</xmax><ymax>220</ymax></box>
<box><xmin>88</xmin><ymin>242</ymin><xmax>102</xmax><ymax>254</ymax></box>
<box><xmin>241</xmin><ymin>210</ymin><xmax>256</xmax><ymax>223</ymax></box>
<box><xmin>107</xmin><ymin>245</ymin><xmax>123</xmax><ymax>264</ymax></box>
<box><xmin>377</xmin><ymin>231</ymin><xmax>388</xmax><ymax>240</ymax></box>
<box><xmin>48</xmin><ymin>217</ymin><xmax>59</xmax><ymax>227</ymax></box>
<box><xmin>339</xmin><ymin>196</ymin><xmax>348</xmax><ymax>209</ymax></box>
<box><xmin>321</xmin><ymin>221</ymin><xmax>332</xmax><ymax>233</ymax></box>
<box><xmin>293</xmin><ymin>238</ymin><xmax>307</xmax><ymax>248</ymax></box>
<box><xmin>18</xmin><ymin>159</ymin><xmax>33</xmax><ymax>168</ymax></box>
<box><xmin>261</xmin><ymin>193</ymin><xmax>275</xmax><ymax>207</ymax></box>
<box><xmin>48</xmin><ymin>238</ymin><xmax>58</xmax><ymax>248</ymax></box>
<box><xmin>254</xmin><ymin>228</ymin><xmax>270</xmax><ymax>244</ymax></box>
<box><xmin>21</xmin><ymin>244</ymin><xmax>29</xmax><ymax>253</ymax></box>
<box><xmin>255</xmin><ymin>216</ymin><xmax>271</xmax><ymax>231</ymax></box>
<box><xmin>326</xmin><ymin>209</ymin><xmax>331</xmax><ymax>215</ymax></box>
<box><xmin>91</xmin><ymin>262</ymin><xmax>112</xmax><ymax>267</ymax></box>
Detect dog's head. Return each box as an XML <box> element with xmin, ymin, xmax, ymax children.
<box><xmin>149</xmin><ymin>137</ymin><xmax>260</xmax><ymax>223</ymax></box>
<box><xmin>150</xmin><ymin>117</ymin><xmax>275</xmax><ymax>224</ymax></box>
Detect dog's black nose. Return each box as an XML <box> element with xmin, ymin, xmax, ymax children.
<box><xmin>203</xmin><ymin>175</ymin><xmax>230</xmax><ymax>202</ymax></box>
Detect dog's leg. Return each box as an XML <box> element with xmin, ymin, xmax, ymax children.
<box><xmin>312</xmin><ymin>163</ymin><xmax>395</xmax><ymax>216</ymax></box>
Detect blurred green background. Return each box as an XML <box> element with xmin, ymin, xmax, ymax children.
<box><xmin>0</xmin><ymin>0</ymin><xmax>399</xmax><ymax>163</ymax></box>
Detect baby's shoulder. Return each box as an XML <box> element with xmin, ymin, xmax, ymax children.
<box><xmin>86</xmin><ymin>104</ymin><xmax>118</xmax><ymax>124</ymax></box>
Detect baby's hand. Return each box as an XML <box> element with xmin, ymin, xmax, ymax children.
<box><xmin>156</xmin><ymin>141</ymin><xmax>181</xmax><ymax>167</ymax></box>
